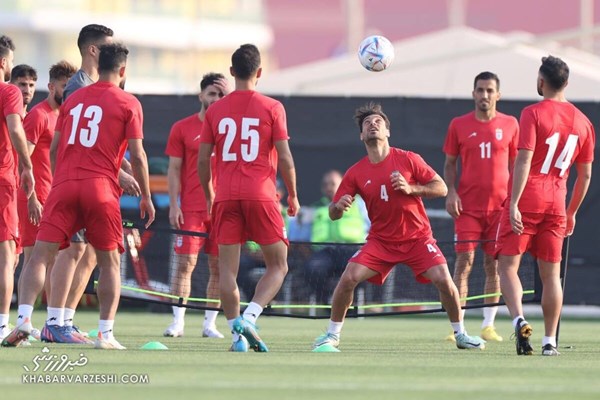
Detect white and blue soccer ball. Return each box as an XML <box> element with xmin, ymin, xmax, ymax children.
<box><xmin>357</xmin><ymin>35</ymin><xmax>395</xmax><ymax>72</ymax></box>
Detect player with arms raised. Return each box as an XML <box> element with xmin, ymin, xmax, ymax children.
<box><xmin>3</xmin><ymin>43</ymin><xmax>155</xmax><ymax>349</ymax></box>
<box><xmin>497</xmin><ymin>56</ymin><xmax>595</xmax><ymax>356</ymax></box>
<box><xmin>199</xmin><ymin>44</ymin><xmax>299</xmax><ymax>352</ymax></box>
<box><xmin>312</xmin><ymin>103</ymin><xmax>486</xmax><ymax>351</ymax></box>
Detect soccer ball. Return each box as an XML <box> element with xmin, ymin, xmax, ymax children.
<box><xmin>357</xmin><ymin>35</ymin><xmax>395</xmax><ymax>72</ymax></box>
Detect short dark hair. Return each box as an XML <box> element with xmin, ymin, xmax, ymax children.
<box><xmin>77</xmin><ymin>24</ymin><xmax>114</xmax><ymax>54</ymax></box>
<box><xmin>98</xmin><ymin>43</ymin><xmax>129</xmax><ymax>73</ymax></box>
<box><xmin>474</xmin><ymin>71</ymin><xmax>500</xmax><ymax>90</ymax></box>
<box><xmin>231</xmin><ymin>44</ymin><xmax>261</xmax><ymax>80</ymax></box>
<box><xmin>10</xmin><ymin>64</ymin><xmax>37</xmax><ymax>83</ymax></box>
<box><xmin>539</xmin><ymin>55</ymin><xmax>569</xmax><ymax>91</ymax></box>
<box><xmin>200</xmin><ymin>72</ymin><xmax>226</xmax><ymax>91</ymax></box>
<box><xmin>0</xmin><ymin>35</ymin><xmax>15</xmax><ymax>58</ymax></box>
<box><xmin>354</xmin><ymin>102</ymin><xmax>390</xmax><ymax>131</ymax></box>
<box><xmin>49</xmin><ymin>60</ymin><xmax>77</xmax><ymax>82</ymax></box>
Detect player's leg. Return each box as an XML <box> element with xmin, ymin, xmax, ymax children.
<box><xmin>537</xmin><ymin>259</ymin><xmax>562</xmax><ymax>347</ymax></box>
<box><xmin>480</xmin><ymin>253</ymin><xmax>502</xmax><ymax>341</ymax></box>
<box><xmin>312</xmin><ymin>261</ymin><xmax>377</xmax><ymax>349</ymax></box>
<box><xmin>94</xmin><ymin>247</ymin><xmax>125</xmax><ymax>350</ymax></box>
<box><xmin>64</xmin><ymin>244</ymin><xmax>97</xmax><ymax>331</ymax></box>
<box><xmin>0</xmin><ymin>240</ymin><xmax>16</xmax><ymax>340</ymax></box>
<box><xmin>445</xmin><ymin>251</ymin><xmax>474</xmax><ymax>342</ymax></box>
<box><xmin>164</xmin><ymin>252</ymin><xmax>197</xmax><ymax>337</ymax></box>
<box><xmin>202</xmin><ymin>253</ymin><xmax>223</xmax><ymax>338</ymax></box>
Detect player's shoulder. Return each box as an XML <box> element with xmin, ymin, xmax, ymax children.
<box><xmin>173</xmin><ymin>113</ymin><xmax>198</xmax><ymax>127</ymax></box>
<box><xmin>495</xmin><ymin>111</ymin><xmax>518</xmax><ymax>124</ymax></box>
<box><xmin>254</xmin><ymin>91</ymin><xmax>282</xmax><ymax>106</ymax></box>
<box><xmin>0</xmin><ymin>81</ymin><xmax>20</xmax><ymax>97</ymax></box>
<box><xmin>449</xmin><ymin>111</ymin><xmax>475</xmax><ymax>126</ymax></box>
<box><xmin>25</xmin><ymin>100</ymin><xmax>50</xmax><ymax>118</ymax></box>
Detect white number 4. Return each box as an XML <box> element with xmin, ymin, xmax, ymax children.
<box><xmin>541</xmin><ymin>132</ymin><xmax>578</xmax><ymax>177</ymax></box>
<box><xmin>380</xmin><ymin>185</ymin><xmax>389</xmax><ymax>202</ymax></box>
<box><xmin>427</xmin><ymin>244</ymin><xmax>437</xmax><ymax>253</ymax></box>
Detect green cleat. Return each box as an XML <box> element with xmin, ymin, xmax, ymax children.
<box><xmin>312</xmin><ymin>332</ymin><xmax>340</xmax><ymax>350</ymax></box>
<box><xmin>232</xmin><ymin>317</ymin><xmax>268</xmax><ymax>352</ymax></box>
<box><xmin>229</xmin><ymin>335</ymin><xmax>249</xmax><ymax>352</ymax></box>
<box><xmin>455</xmin><ymin>332</ymin><xmax>486</xmax><ymax>350</ymax></box>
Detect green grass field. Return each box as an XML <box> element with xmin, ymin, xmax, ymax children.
<box><xmin>1</xmin><ymin>310</ymin><xmax>598</xmax><ymax>400</ymax></box>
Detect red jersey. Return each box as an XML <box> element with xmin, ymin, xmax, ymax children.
<box><xmin>54</xmin><ymin>81</ymin><xmax>143</xmax><ymax>187</ymax></box>
<box><xmin>199</xmin><ymin>90</ymin><xmax>289</xmax><ymax>202</ymax></box>
<box><xmin>0</xmin><ymin>82</ymin><xmax>23</xmax><ymax>186</ymax></box>
<box><xmin>513</xmin><ymin>100</ymin><xmax>595</xmax><ymax>215</ymax></box>
<box><xmin>20</xmin><ymin>100</ymin><xmax>57</xmax><ymax>202</ymax></box>
<box><xmin>443</xmin><ymin>111</ymin><xmax>518</xmax><ymax>211</ymax></box>
<box><xmin>334</xmin><ymin>148</ymin><xmax>436</xmax><ymax>243</ymax></box>
<box><xmin>165</xmin><ymin>114</ymin><xmax>207</xmax><ymax>212</ymax></box>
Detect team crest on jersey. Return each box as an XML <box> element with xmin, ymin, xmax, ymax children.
<box><xmin>495</xmin><ymin>128</ymin><xmax>503</xmax><ymax>140</ymax></box>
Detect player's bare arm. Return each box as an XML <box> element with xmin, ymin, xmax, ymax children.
<box><xmin>443</xmin><ymin>154</ymin><xmax>462</xmax><ymax>218</ymax></box>
<box><xmin>7</xmin><ymin>113</ymin><xmax>34</xmax><ymax>198</ymax></box>
<box><xmin>329</xmin><ymin>194</ymin><xmax>353</xmax><ymax>221</ymax></box>
<box><xmin>565</xmin><ymin>162</ymin><xmax>592</xmax><ymax>236</ymax></box>
<box><xmin>128</xmin><ymin>138</ymin><xmax>155</xmax><ymax>228</ymax></box>
<box><xmin>198</xmin><ymin>142</ymin><xmax>215</xmax><ymax>213</ymax></box>
<box><xmin>391</xmin><ymin>172</ymin><xmax>447</xmax><ymax>199</ymax></box>
<box><xmin>509</xmin><ymin>148</ymin><xmax>534</xmax><ymax>235</ymax></box>
<box><xmin>167</xmin><ymin>156</ymin><xmax>184</xmax><ymax>228</ymax></box>
<box><xmin>275</xmin><ymin>139</ymin><xmax>300</xmax><ymax>217</ymax></box>
<box><xmin>49</xmin><ymin>129</ymin><xmax>60</xmax><ymax>173</ymax></box>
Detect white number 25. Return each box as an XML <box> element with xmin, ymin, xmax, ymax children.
<box><xmin>219</xmin><ymin>117</ymin><xmax>259</xmax><ymax>162</ymax></box>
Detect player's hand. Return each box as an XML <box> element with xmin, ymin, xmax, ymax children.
<box><xmin>20</xmin><ymin>168</ymin><xmax>35</xmax><ymax>199</ymax></box>
<box><xmin>27</xmin><ymin>195</ymin><xmax>43</xmax><ymax>226</ymax></box>
<box><xmin>287</xmin><ymin>195</ymin><xmax>300</xmax><ymax>217</ymax></box>
<box><xmin>169</xmin><ymin>205</ymin><xmax>184</xmax><ymax>229</ymax></box>
<box><xmin>214</xmin><ymin>78</ymin><xmax>232</xmax><ymax>96</ymax></box>
<box><xmin>334</xmin><ymin>194</ymin><xmax>354</xmax><ymax>212</ymax></box>
<box><xmin>139</xmin><ymin>196</ymin><xmax>156</xmax><ymax>228</ymax></box>
<box><xmin>390</xmin><ymin>170</ymin><xmax>412</xmax><ymax>195</ymax></box>
<box><xmin>510</xmin><ymin>203</ymin><xmax>523</xmax><ymax>235</ymax></box>
<box><xmin>119</xmin><ymin>171</ymin><xmax>141</xmax><ymax>196</ymax></box>
<box><xmin>445</xmin><ymin>190</ymin><xmax>462</xmax><ymax>218</ymax></box>
<box><xmin>565</xmin><ymin>211</ymin><xmax>576</xmax><ymax>236</ymax></box>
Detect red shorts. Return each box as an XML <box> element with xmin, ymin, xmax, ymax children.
<box><xmin>349</xmin><ymin>236</ymin><xmax>447</xmax><ymax>285</ymax></box>
<box><xmin>203</xmin><ymin>218</ymin><xmax>218</xmax><ymax>256</ymax></box>
<box><xmin>37</xmin><ymin>178</ymin><xmax>124</xmax><ymax>253</ymax></box>
<box><xmin>174</xmin><ymin>211</ymin><xmax>207</xmax><ymax>255</ymax></box>
<box><xmin>17</xmin><ymin>195</ymin><xmax>41</xmax><ymax>248</ymax></box>
<box><xmin>213</xmin><ymin>200</ymin><xmax>288</xmax><ymax>246</ymax></box>
<box><xmin>454</xmin><ymin>210</ymin><xmax>501</xmax><ymax>255</ymax></box>
<box><xmin>0</xmin><ymin>185</ymin><xmax>18</xmax><ymax>244</ymax></box>
<box><xmin>495</xmin><ymin>208</ymin><xmax>566</xmax><ymax>263</ymax></box>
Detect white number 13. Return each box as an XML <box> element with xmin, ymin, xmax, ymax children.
<box><xmin>68</xmin><ymin>103</ymin><xmax>103</xmax><ymax>147</ymax></box>
<box><xmin>219</xmin><ymin>117</ymin><xmax>259</xmax><ymax>162</ymax></box>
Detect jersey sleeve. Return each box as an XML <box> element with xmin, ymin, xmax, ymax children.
<box><xmin>125</xmin><ymin>98</ymin><xmax>144</xmax><ymax>140</ymax></box>
<box><xmin>165</xmin><ymin>122</ymin><xmax>184</xmax><ymax>158</ymax></box>
<box><xmin>333</xmin><ymin>169</ymin><xmax>357</xmax><ymax>203</ymax></box>
<box><xmin>408</xmin><ymin>152</ymin><xmax>437</xmax><ymax>184</ymax></box>
<box><xmin>518</xmin><ymin>107</ymin><xmax>537</xmax><ymax>151</ymax></box>
<box><xmin>508</xmin><ymin>117</ymin><xmax>519</xmax><ymax>159</ymax></box>
<box><xmin>442</xmin><ymin>119</ymin><xmax>459</xmax><ymax>156</ymax></box>
<box><xmin>2</xmin><ymin>85</ymin><xmax>23</xmax><ymax>118</ymax></box>
<box><xmin>23</xmin><ymin>107</ymin><xmax>47</xmax><ymax>144</ymax></box>
<box><xmin>575</xmin><ymin>125</ymin><xmax>595</xmax><ymax>163</ymax></box>
<box><xmin>271</xmin><ymin>102</ymin><xmax>289</xmax><ymax>141</ymax></box>
<box><xmin>199</xmin><ymin>110</ymin><xmax>215</xmax><ymax>144</ymax></box>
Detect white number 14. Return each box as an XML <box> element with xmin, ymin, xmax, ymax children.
<box><xmin>541</xmin><ymin>132</ymin><xmax>578</xmax><ymax>177</ymax></box>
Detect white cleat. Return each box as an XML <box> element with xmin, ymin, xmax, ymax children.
<box><xmin>0</xmin><ymin>325</ymin><xmax>10</xmax><ymax>341</ymax></box>
<box><xmin>202</xmin><ymin>326</ymin><xmax>225</xmax><ymax>339</ymax></box>
<box><xmin>94</xmin><ymin>332</ymin><xmax>126</xmax><ymax>350</ymax></box>
<box><xmin>163</xmin><ymin>323</ymin><xmax>184</xmax><ymax>337</ymax></box>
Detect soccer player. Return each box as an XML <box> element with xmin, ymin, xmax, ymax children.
<box><xmin>0</xmin><ymin>35</ymin><xmax>35</xmax><ymax>342</ymax></box>
<box><xmin>163</xmin><ymin>73</ymin><xmax>230</xmax><ymax>338</ymax></box>
<box><xmin>312</xmin><ymin>103</ymin><xmax>486</xmax><ymax>351</ymax></box>
<box><xmin>10</xmin><ymin>64</ymin><xmax>37</xmax><ymax>114</ymax></box>
<box><xmin>47</xmin><ymin>24</ymin><xmax>138</xmax><ymax>336</ymax></box>
<box><xmin>198</xmin><ymin>44</ymin><xmax>300</xmax><ymax>352</ymax></box>
<box><xmin>443</xmin><ymin>72</ymin><xmax>518</xmax><ymax>342</ymax></box>
<box><xmin>17</xmin><ymin>61</ymin><xmax>77</xmax><ymax>296</ymax></box>
<box><xmin>497</xmin><ymin>56</ymin><xmax>595</xmax><ymax>356</ymax></box>
<box><xmin>2</xmin><ymin>43</ymin><xmax>155</xmax><ymax>349</ymax></box>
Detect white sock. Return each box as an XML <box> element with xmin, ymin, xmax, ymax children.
<box><xmin>0</xmin><ymin>313</ymin><xmax>8</xmax><ymax>327</ymax></box>
<box><xmin>63</xmin><ymin>308</ymin><xmax>75</xmax><ymax>327</ymax></box>
<box><xmin>542</xmin><ymin>336</ymin><xmax>557</xmax><ymax>347</ymax></box>
<box><xmin>482</xmin><ymin>306</ymin><xmax>498</xmax><ymax>328</ymax></box>
<box><xmin>17</xmin><ymin>304</ymin><xmax>34</xmax><ymax>325</ymax></box>
<box><xmin>243</xmin><ymin>302</ymin><xmax>263</xmax><ymax>325</ymax></box>
<box><xmin>172</xmin><ymin>306</ymin><xmax>186</xmax><ymax>325</ymax></box>
<box><xmin>327</xmin><ymin>320</ymin><xmax>344</xmax><ymax>336</ymax></box>
<box><xmin>99</xmin><ymin>320</ymin><xmax>115</xmax><ymax>340</ymax></box>
<box><xmin>460</xmin><ymin>308</ymin><xmax>465</xmax><ymax>321</ymax></box>
<box><xmin>46</xmin><ymin>307</ymin><xmax>64</xmax><ymax>326</ymax></box>
<box><xmin>204</xmin><ymin>310</ymin><xmax>219</xmax><ymax>329</ymax></box>
<box><xmin>227</xmin><ymin>318</ymin><xmax>240</xmax><ymax>341</ymax></box>
<box><xmin>451</xmin><ymin>321</ymin><xmax>465</xmax><ymax>335</ymax></box>
<box><xmin>512</xmin><ymin>315</ymin><xmax>525</xmax><ymax>329</ymax></box>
